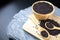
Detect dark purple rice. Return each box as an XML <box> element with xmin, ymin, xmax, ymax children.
<box><xmin>33</xmin><ymin>2</ymin><xmax>53</xmax><ymax>14</ymax></box>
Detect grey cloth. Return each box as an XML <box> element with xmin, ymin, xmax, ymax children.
<box><xmin>7</xmin><ymin>6</ymin><xmax>60</xmax><ymax>40</ymax></box>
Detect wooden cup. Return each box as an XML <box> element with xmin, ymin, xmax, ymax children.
<box><xmin>32</xmin><ymin>1</ymin><xmax>55</xmax><ymax>20</ymax></box>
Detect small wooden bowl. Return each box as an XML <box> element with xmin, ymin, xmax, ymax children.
<box><xmin>32</xmin><ymin>1</ymin><xmax>55</xmax><ymax>20</ymax></box>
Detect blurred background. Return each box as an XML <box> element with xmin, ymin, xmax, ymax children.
<box><xmin>0</xmin><ymin>0</ymin><xmax>60</xmax><ymax>40</ymax></box>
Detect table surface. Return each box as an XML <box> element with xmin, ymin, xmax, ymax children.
<box><xmin>7</xmin><ymin>6</ymin><xmax>60</xmax><ymax>40</ymax></box>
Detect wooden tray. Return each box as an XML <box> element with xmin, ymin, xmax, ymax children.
<box><xmin>23</xmin><ymin>14</ymin><xmax>60</xmax><ymax>40</ymax></box>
